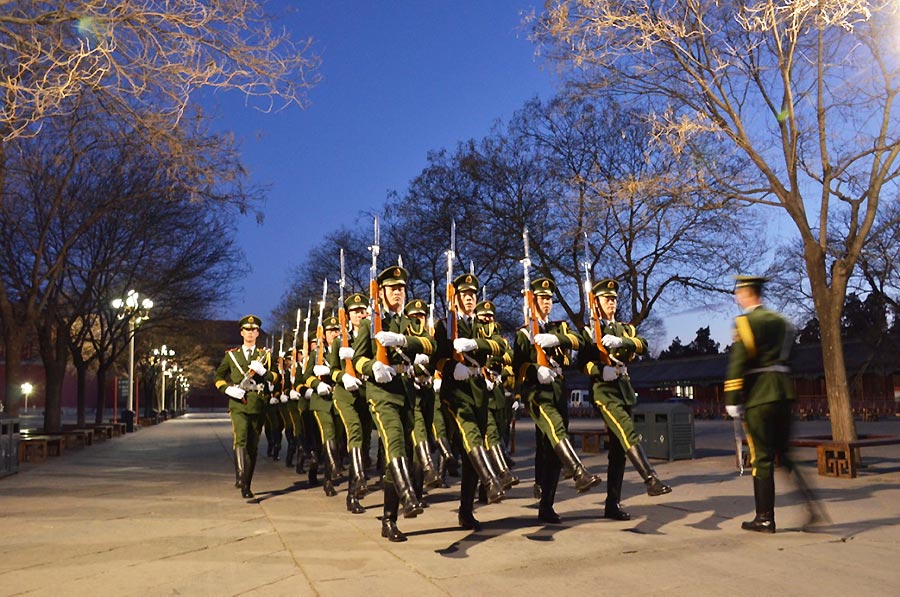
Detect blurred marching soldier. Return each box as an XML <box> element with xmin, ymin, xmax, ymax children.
<box><xmin>279</xmin><ymin>352</ymin><xmax>303</xmax><ymax>469</ymax></box>
<box><xmin>263</xmin><ymin>380</ymin><xmax>284</xmax><ymax>461</ymax></box>
<box><xmin>302</xmin><ymin>315</ymin><xmax>342</xmax><ymax>497</ymax></box>
<box><xmin>514</xmin><ymin>277</ymin><xmax>602</xmax><ymax>524</ymax></box>
<box><xmin>434</xmin><ymin>273</ymin><xmax>512</xmax><ymax>531</ymax></box>
<box><xmin>403</xmin><ymin>298</ymin><xmax>443</xmax><ymax>503</ymax></box>
<box><xmin>475</xmin><ymin>300</ymin><xmax>517</xmax><ymax>470</ymax></box>
<box><xmin>295</xmin><ymin>336</ymin><xmax>321</xmax><ymax>484</ymax></box>
<box><xmin>214</xmin><ymin>315</ymin><xmax>280</xmax><ymax>500</ymax></box>
<box><xmin>724</xmin><ymin>275</ymin><xmax>826</xmax><ymax>533</ymax></box>
<box><xmin>578</xmin><ymin>278</ymin><xmax>671</xmax><ymax>522</ymax></box>
<box><xmin>328</xmin><ymin>291</ymin><xmax>372</xmax><ymax>515</ymax></box>
<box><xmin>352</xmin><ymin>265</ymin><xmax>436</xmax><ymax>542</ymax></box>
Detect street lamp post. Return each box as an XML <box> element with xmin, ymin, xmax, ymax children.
<box><xmin>151</xmin><ymin>344</ymin><xmax>175</xmax><ymax>416</ymax></box>
<box><xmin>21</xmin><ymin>382</ymin><xmax>33</xmax><ymax>413</ymax></box>
<box><xmin>111</xmin><ymin>290</ymin><xmax>153</xmax><ymax>414</ymax></box>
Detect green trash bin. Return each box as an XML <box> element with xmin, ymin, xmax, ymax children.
<box><xmin>633</xmin><ymin>402</ymin><xmax>694</xmax><ymax>461</ymax></box>
<box><xmin>0</xmin><ymin>415</ymin><xmax>20</xmax><ymax>477</ymax></box>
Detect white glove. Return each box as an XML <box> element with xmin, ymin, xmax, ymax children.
<box><xmin>279</xmin><ymin>393</ymin><xmax>289</xmax><ymax>403</ymax></box>
<box><xmin>537</xmin><ymin>366</ymin><xmax>557</xmax><ymax>385</ymax></box>
<box><xmin>433</xmin><ymin>378</ymin><xmax>442</xmax><ymax>393</ymax></box>
<box><xmin>453</xmin><ymin>362</ymin><xmax>470</xmax><ymax>381</ymax></box>
<box><xmin>414</xmin><ymin>353</ymin><xmax>430</xmax><ymax>366</ymax></box>
<box><xmin>289</xmin><ymin>389</ymin><xmax>301</xmax><ymax>400</ymax></box>
<box><xmin>313</xmin><ymin>364</ymin><xmax>331</xmax><ymax>377</ymax></box>
<box><xmin>372</xmin><ymin>360</ymin><xmax>396</xmax><ymax>383</ymax></box>
<box><xmin>533</xmin><ymin>333</ymin><xmax>560</xmax><ymax>348</ymax></box>
<box><xmin>317</xmin><ymin>383</ymin><xmax>332</xmax><ymax>396</ymax></box>
<box><xmin>602</xmin><ymin>366</ymin><xmax>618</xmax><ymax>382</ymax></box>
<box><xmin>248</xmin><ymin>360</ymin><xmax>266</xmax><ymax>375</ymax></box>
<box><xmin>342</xmin><ymin>373</ymin><xmax>362</xmax><ymax>392</ymax></box>
<box><xmin>601</xmin><ymin>334</ymin><xmax>624</xmax><ymax>349</ymax></box>
<box><xmin>304</xmin><ymin>388</ymin><xmax>314</xmax><ymax>399</ymax></box>
<box><xmin>339</xmin><ymin>347</ymin><xmax>355</xmax><ymax>360</ymax></box>
<box><xmin>225</xmin><ymin>386</ymin><xmax>245</xmax><ymax>400</ymax></box>
<box><xmin>512</xmin><ymin>400</ymin><xmax>521</xmax><ymax>411</ymax></box>
<box><xmin>375</xmin><ymin>331</ymin><xmax>407</xmax><ymax>347</ymax></box>
<box><xmin>726</xmin><ymin>404</ymin><xmax>745</xmax><ymax>418</ymax></box>
<box><xmin>453</xmin><ymin>338</ymin><xmax>478</xmax><ymax>353</ymax></box>
<box><xmin>268</xmin><ymin>396</ymin><xmax>279</xmax><ymax>405</ymax></box>
<box><xmin>485</xmin><ymin>378</ymin><xmax>495</xmax><ymax>391</ymax></box>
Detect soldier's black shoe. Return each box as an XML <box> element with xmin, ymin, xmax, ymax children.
<box><xmin>272</xmin><ymin>444</ymin><xmax>281</xmax><ymax>461</ymax></box>
<box><xmin>381</xmin><ymin>519</ymin><xmax>407</xmax><ymax>542</ymax></box>
<box><xmin>266</xmin><ymin>444</ymin><xmax>274</xmax><ymax>458</ymax></box>
<box><xmin>603</xmin><ymin>504</ymin><xmax>631</xmax><ymax>521</ymax></box>
<box><xmin>308</xmin><ymin>466</ymin><xmax>319</xmax><ymax>487</ymax></box>
<box><xmin>645</xmin><ymin>476</ymin><xmax>672</xmax><ymax>497</ymax></box>
<box><xmin>347</xmin><ymin>493</ymin><xmax>365</xmax><ymax>514</ymax></box>
<box><xmin>324</xmin><ymin>479</ymin><xmax>337</xmax><ymax>497</ymax></box>
<box><xmin>741</xmin><ymin>515</ymin><xmax>776</xmax><ymax>533</ymax></box>
<box><xmin>458</xmin><ymin>511</ymin><xmax>482</xmax><ymax>531</ymax></box>
<box><xmin>538</xmin><ymin>506</ymin><xmax>562</xmax><ymax>524</ymax></box>
<box><xmin>533</xmin><ymin>482</ymin><xmax>542</xmax><ymax>500</ymax></box>
<box><xmin>241</xmin><ymin>486</ymin><xmax>255</xmax><ymax>499</ymax></box>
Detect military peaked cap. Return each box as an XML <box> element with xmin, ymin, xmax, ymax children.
<box><xmin>239</xmin><ymin>315</ymin><xmax>262</xmax><ymax>330</ymax></box>
<box><xmin>344</xmin><ymin>292</ymin><xmax>369</xmax><ymax>311</ymax></box>
<box><xmin>734</xmin><ymin>275</ymin><xmax>768</xmax><ymax>291</ymax></box>
<box><xmin>475</xmin><ymin>300</ymin><xmax>496</xmax><ymax>316</ymax></box>
<box><xmin>592</xmin><ymin>278</ymin><xmax>619</xmax><ymax>297</ymax></box>
<box><xmin>453</xmin><ymin>273</ymin><xmax>479</xmax><ymax>292</ymax></box>
<box><xmin>377</xmin><ymin>266</ymin><xmax>409</xmax><ymax>286</ymax></box>
<box><xmin>404</xmin><ymin>299</ymin><xmax>427</xmax><ymax>316</ymax></box>
<box><xmin>531</xmin><ymin>277</ymin><xmax>556</xmax><ymax>296</ymax></box>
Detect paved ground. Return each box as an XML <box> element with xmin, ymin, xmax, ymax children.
<box><xmin>1</xmin><ymin>412</ymin><xmax>899</xmax><ymax>596</ymax></box>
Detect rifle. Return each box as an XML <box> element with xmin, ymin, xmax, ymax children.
<box><xmin>581</xmin><ymin>232</ymin><xmax>612</xmax><ymax>366</ymax></box>
<box><xmin>338</xmin><ymin>248</ymin><xmax>355</xmax><ymax>376</ymax></box>
<box><xmin>427</xmin><ymin>280</ymin><xmax>436</xmax><ymax>336</ymax></box>
<box><xmin>278</xmin><ymin>325</ymin><xmax>286</xmax><ymax>393</ymax></box>
<box><xmin>521</xmin><ymin>227</ymin><xmax>549</xmax><ymax>368</ymax></box>
<box><xmin>290</xmin><ymin>307</ymin><xmax>301</xmax><ymax>384</ymax></box>
<box><xmin>445</xmin><ymin>220</ymin><xmax>463</xmax><ymax>363</ymax></box>
<box><xmin>734</xmin><ymin>416</ymin><xmax>746</xmax><ymax>475</ymax></box>
<box><xmin>301</xmin><ymin>299</ymin><xmax>312</xmax><ymax>370</ymax></box>
<box><xmin>368</xmin><ymin>216</ymin><xmax>390</xmax><ymax>365</ymax></box>
<box><xmin>316</xmin><ymin>279</ymin><xmax>328</xmax><ymax>367</ymax></box>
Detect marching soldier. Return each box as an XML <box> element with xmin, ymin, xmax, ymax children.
<box><xmin>475</xmin><ymin>300</ymin><xmax>517</xmax><ymax>475</ymax></box>
<box><xmin>352</xmin><ymin>265</ymin><xmax>436</xmax><ymax>542</ymax></box>
<box><xmin>515</xmin><ymin>277</ymin><xmax>602</xmax><ymax>524</ymax></box>
<box><xmin>328</xmin><ymin>291</ymin><xmax>371</xmax><ymax>514</ymax></box>
<box><xmin>214</xmin><ymin>315</ymin><xmax>280</xmax><ymax>500</ymax></box>
<box><xmin>725</xmin><ymin>275</ymin><xmax>826</xmax><ymax>533</ymax></box>
<box><xmin>435</xmin><ymin>273</ymin><xmax>512</xmax><ymax>531</ymax></box>
<box><xmin>302</xmin><ymin>316</ymin><xmax>342</xmax><ymax>497</ymax></box>
<box><xmin>296</xmin><ymin>336</ymin><xmax>321</xmax><ymax>484</ymax></box>
<box><xmin>280</xmin><ymin>352</ymin><xmax>303</xmax><ymax>469</ymax></box>
<box><xmin>578</xmin><ymin>278</ymin><xmax>671</xmax><ymax>522</ymax></box>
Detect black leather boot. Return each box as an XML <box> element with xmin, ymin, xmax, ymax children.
<box><xmin>381</xmin><ymin>483</ymin><xmax>407</xmax><ymax>542</ymax></box>
<box><xmin>308</xmin><ymin>449</ymin><xmax>320</xmax><ymax>487</ymax></box>
<box><xmin>388</xmin><ymin>457</ymin><xmax>424</xmax><ymax>518</ymax></box>
<box><xmin>296</xmin><ymin>445</ymin><xmax>307</xmax><ymax>474</ymax></box>
<box><xmin>537</xmin><ymin>462</ymin><xmax>562</xmax><ymax>524</ymax></box>
<box><xmin>626</xmin><ymin>444</ymin><xmax>671</xmax><ymax>496</ymax></box>
<box><xmin>233</xmin><ymin>450</ymin><xmax>242</xmax><ymax>489</ymax></box>
<box><xmin>742</xmin><ymin>476</ymin><xmax>776</xmax><ymax>533</ymax></box>
<box><xmin>458</xmin><ymin>459</ymin><xmax>482</xmax><ymax>531</ymax></box>
<box><xmin>604</xmin><ymin>440</ymin><xmax>630</xmax><ymax>520</ymax></box>
<box><xmin>351</xmin><ymin>447</ymin><xmax>368</xmax><ymax>499</ymax></box>
<box><xmin>237</xmin><ymin>448</ymin><xmax>255</xmax><ymax>499</ymax></box>
<box><xmin>416</xmin><ymin>441</ymin><xmax>442</xmax><ymax>489</ymax></box>
<box><xmin>467</xmin><ymin>445</ymin><xmax>505</xmax><ymax>504</ymax></box>
<box><xmin>285</xmin><ymin>441</ymin><xmax>296</xmax><ymax>468</ymax></box>
<box><xmin>436</xmin><ymin>437</ymin><xmax>456</xmax><ymax>487</ymax></box>
<box><xmin>272</xmin><ymin>441</ymin><xmax>281</xmax><ymax>462</ymax></box>
<box><xmin>346</xmin><ymin>477</ymin><xmax>366</xmax><ymax>514</ymax></box>
<box><xmin>490</xmin><ymin>444</ymin><xmax>520</xmax><ymax>490</ymax></box>
<box><xmin>323</xmin><ymin>440</ymin><xmax>339</xmax><ymax>497</ymax></box>
<box><xmin>553</xmin><ymin>437</ymin><xmax>602</xmax><ymax>493</ymax></box>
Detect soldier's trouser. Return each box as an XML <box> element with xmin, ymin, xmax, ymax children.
<box><xmin>313</xmin><ymin>409</ymin><xmax>336</xmax><ymax>446</ymax></box>
<box><xmin>445</xmin><ymin>398</ymin><xmax>488</xmax><ymax>455</ymax></box>
<box><xmin>606</xmin><ymin>423</ymin><xmax>627</xmax><ymax>507</ymax></box>
<box><xmin>432</xmin><ymin>392</ymin><xmax>451</xmax><ymax>441</ymax></box>
<box><xmin>746</xmin><ymin>400</ymin><xmax>793</xmax><ymax>480</ymax></box>
<box><xmin>230</xmin><ymin>410</ymin><xmax>264</xmax><ymax>461</ymax></box>
<box><xmin>527</xmin><ymin>393</ymin><xmax>568</xmax><ymax>449</ymax></box>
<box><xmin>593</xmin><ymin>395</ymin><xmax>640</xmax><ymax>451</ymax></box>
<box><xmin>301</xmin><ymin>410</ymin><xmax>319</xmax><ymax>453</ymax></box>
<box><xmin>369</xmin><ymin>398</ymin><xmax>415</xmax><ymax>485</ymax></box>
<box><xmin>485</xmin><ymin>407</ymin><xmax>504</xmax><ymax>450</ymax></box>
<box><xmin>412</xmin><ymin>395</ymin><xmax>430</xmax><ymax>447</ymax></box>
<box><xmin>333</xmin><ymin>387</ymin><xmax>365</xmax><ymax>449</ymax></box>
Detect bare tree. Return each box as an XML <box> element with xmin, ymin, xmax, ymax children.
<box><xmin>534</xmin><ymin>0</ymin><xmax>900</xmax><ymax>441</ymax></box>
<box><xmin>0</xmin><ymin>1</ymin><xmax>320</xmax><ymax>141</ymax></box>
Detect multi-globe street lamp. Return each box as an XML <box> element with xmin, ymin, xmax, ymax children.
<box><xmin>151</xmin><ymin>344</ymin><xmax>175</xmax><ymax>414</ymax></box>
<box><xmin>111</xmin><ymin>290</ymin><xmax>153</xmax><ymax>414</ymax></box>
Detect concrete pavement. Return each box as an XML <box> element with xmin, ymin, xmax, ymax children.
<box><xmin>1</xmin><ymin>413</ymin><xmax>899</xmax><ymax>596</ymax></box>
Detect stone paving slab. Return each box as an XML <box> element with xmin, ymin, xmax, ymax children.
<box><xmin>1</xmin><ymin>413</ymin><xmax>898</xmax><ymax>596</ymax></box>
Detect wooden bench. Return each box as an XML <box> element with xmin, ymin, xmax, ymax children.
<box><xmin>18</xmin><ymin>436</ymin><xmax>49</xmax><ymax>463</ymax></box>
<box><xmin>569</xmin><ymin>426</ymin><xmax>608</xmax><ymax>453</ymax></box>
<box><xmin>741</xmin><ymin>435</ymin><xmax>900</xmax><ymax>478</ymax></box>
<box><xmin>109</xmin><ymin>422</ymin><xmax>126</xmax><ymax>436</ymax></box>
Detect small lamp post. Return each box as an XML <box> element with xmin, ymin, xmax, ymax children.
<box><xmin>111</xmin><ymin>290</ymin><xmax>153</xmax><ymax>414</ymax></box>
<box><xmin>21</xmin><ymin>382</ymin><xmax>33</xmax><ymax>413</ymax></box>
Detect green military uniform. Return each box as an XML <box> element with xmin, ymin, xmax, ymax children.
<box><xmin>214</xmin><ymin>315</ymin><xmax>280</xmax><ymax>500</ymax></box>
<box><xmin>303</xmin><ymin>316</ymin><xmax>341</xmax><ymax>497</ymax></box>
<box><xmin>724</xmin><ymin>275</ymin><xmax>821</xmax><ymax>533</ymax></box>
<box><xmin>513</xmin><ymin>277</ymin><xmax>601</xmax><ymax>523</ymax></box>
<box><xmin>293</xmin><ymin>340</ymin><xmax>323</xmax><ymax>485</ymax></box>
<box><xmin>476</xmin><ymin>300</ymin><xmax>514</xmax><ymax>454</ymax></box>
<box><xmin>278</xmin><ymin>355</ymin><xmax>303</xmax><ymax>469</ymax></box>
<box><xmin>434</xmin><ymin>273</ymin><xmax>512</xmax><ymax>529</ymax></box>
<box><xmin>578</xmin><ymin>278</ymin><xmax>670</xmax><ymax>518</ymax></box>
<box><xmin>351</xmin><ymin>266</ymin><xmax>435</xmax><ymax>541</ymax></box>
<box><xmin>328</xmin><ymin>291</ymin><xmax>371</xmax><ymax>514</ymax></box>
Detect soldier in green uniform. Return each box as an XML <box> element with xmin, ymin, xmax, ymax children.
<box><xmin>514</xmin><ymin>278</ymin><xmax>602</xmax><ymax>524</ymax></box>
<box><xmin>302</xmin><ymin>315</ymin><xmax>342</xmax><ymax>497</ymax></box>
<box><xmin>351</xmin><ymin>266</ymin><xmax>436</xmax><ymax>542</ymax></box>
<box><xmin>724</xmin><ymin>275</ymin><xmax>825</xmax><ymax>533</ymax></box>
<box><xmin>280</xmin><ymin>352</ymin><xmax>303</xmax><ymax>469</ymax></box>
<box><xmin>295</xmin><ymin>336</ymin><xmax>322</xmax><ymax>484</ymax></box>
<box><xmin>263</xmin><ymin>376</ymin><xmax>284</xmax><ymax>461</ymax></box>
<box><xmin>328</xmin><ymin>291</ymin><xmax>371</xmax><ymax>515</ymax></box>
<box><xmin>578</xmin><ymin>278</ymin><xmax>671</xmax><ymax>521</ymax></box>
<box><xmin>476</xmin><ymin>300</ymin><xmax>517</xmax><ymax>476</ymax></box>
<box><xmin>214</xmin><ymin>315</ymin><xmax>280</xmax><ymax>500</ymax></box>
<box><xmin>434</xmin><ymin>273</ymin><xmax>511</xmax><ymax>531</ymax></box>
<box><xmin>403</xmin><ymin>298</ymin><xmax>443</xmax><ymax>503</ymax></box>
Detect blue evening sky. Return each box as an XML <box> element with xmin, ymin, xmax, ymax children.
<box><xmin>201</xmin><ymin>0</ymin><xmax>735</xmax><ymax>349</ymax></box>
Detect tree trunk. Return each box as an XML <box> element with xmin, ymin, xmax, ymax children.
<box><xmin>37</xmin><ymin>320</ymin><xmax>69</xmax><ymax>433</ymax></box>
<box><xmin>2</xmin><ymin>329</ymin><xmax>25</xmax><ymax>416</ymax></box>
<box><xmin>94</xmin><ymin>362</ymin><xmax>107</xmax><ymax>425</ymax></box>
<box><xmin>74</xmin><ymin>361</ymin><xmax>87</xmax><ymax>427</ymax></box>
